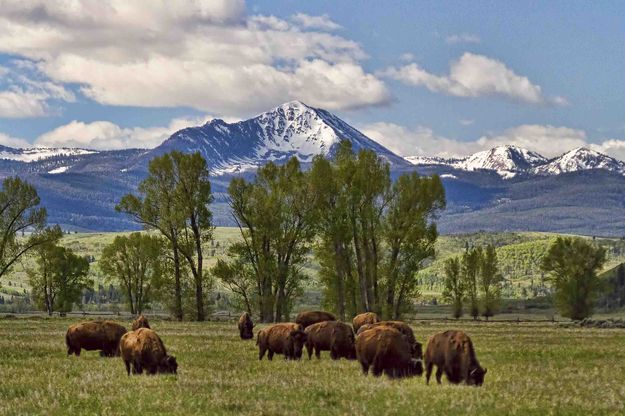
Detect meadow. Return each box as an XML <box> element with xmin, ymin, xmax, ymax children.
<box><xmin>0</xmin><ymin>318</ymin><xmax>624</xmax><ymax>415</ymax></box>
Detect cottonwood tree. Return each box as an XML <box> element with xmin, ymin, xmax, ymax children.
<box><xmin>479</xmin><ymin>244</ymin><xmax>503</xmax><ymax>319</ymax></box>
<box><xmin>0</xmin><ymin>177</ymin><xmax>54</xmax><ymax>279</ymax></box>
<box><xmin>541</xmin><ymin>237</ymin><xmax>606</xmax><ymax>320</ymax></box>
<box><xmin>100</xmin><ymin>233</ymin><xmax>164</xmax><ymax>315</ymax></box>
<box><xmin>29</xmin><ymin>228</ymin><xmax>90</xmax><ymax>315</ymax></box>
<box><xmin>226</xmin><ymin>158</ymin><xmax>316</xmax><ymax>322</ymax></box>
<box><xmin>211</xmin><ymin>255</ymin><xmax>255</xmax><ymax>316</ymax></box>
<box><xmin>443</xmin><ymin>256</ymin><xmax>464</xmax><ymax>319</ymax></box>
<box><xmin>462</xmin><ymin>246</ymin><xmax>482</xmax><ymax>320</ymax></box>
<box><xmin>118</xmin><ymin>151</ymin><xmax>214</xmax><ymax>321</ymax></box>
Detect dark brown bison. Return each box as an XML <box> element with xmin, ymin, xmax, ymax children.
<box><xmin>257</xmin><ymin>323</ymin><xmax>307</xmax><ymax>360</ymax></box>
<box><xmin>238</xmin><ymin>312</ymin><xmax>254</xmax><ymax>340</ymax></box>
<box><xmin>355</xmin><ymin>325</ymin><xmax>423</xmax><ymax>379</ymax></box>
<box><xmin>295</xmin><ymin>310</ymin><xmax>336</xmax><ymax>329</ymax></box>
<box><xmin>357</xmin><ymin>320</ymin><xmax>422</xmax><ymax>360</ymax></box>
<box><xmin>304</xmin><ymin>321</ymin><xmax>356</xmax><ymax>360</ymax></box>
<box><xmin>352</xmin><ymin>312</ymin><xmax>380</xmax><ymax>333</ymax></box>
<box><xmin>66</xmin><ymin>320</ymin><xmax>127</xmax><ymax>357</ymax></box>
<box><xmin>119</xmin><ymin>328</ymin><xmax>177</xmax><ymax>375</ymax></box>
<box><xmin>131</xmin><ymin>314</ymin><xmax>150</xmax><ymax>331</ymax></box>
<box><xmin>424</xmin><ymin>330</ymin><xmax>487</xmax><ymax>386</ymax></box>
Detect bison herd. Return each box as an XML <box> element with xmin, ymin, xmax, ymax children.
<box><xmin>63</xmin><ymin>310</ymin><xmax>487</xmax><ymax>386</ymax></box>
<box><xmin>65</xmin><ymin>315</ymin><xmax>177</xmax><ymax>376</ymax></box>
<box><xmin>245</xmin><ymin>310</ymin><xmax>488</xmax><ymax>385</ymax></box>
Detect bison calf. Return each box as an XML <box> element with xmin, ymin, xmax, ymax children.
<box><xmin>356</xmin><ymin>326</ymin><xmax>423</xmax><ymax>379</ymax></box>
<box><xmin>257</xmin><ymin>323</ymin><xmax>307</xmax><ymax>361</ymax></box>
<box><xmin>352</xmin><ymin>312</ymin><xmax>380</xmax><ymax>333</ymax></box>
<box><xmin>305</xmin><ymin>321</ymin><xmax>356</xmax><ymax>360</ymax></box>
<box><xmin>120</xmin><ymin>328</ymin><xmax>177</xmax><ymax>375</ymax></box>
<box><xmin>424</xmin><ymin>330</ymin><xmax>487</xmax><ymax>386</ymax></box>
<box><xmin>66</xmin><ymin>321</ymin><xmax>127</xmax><ymax>357</ymax></box>
<box><xmin>295</xmin><ymin>310</ymin><xmax>336</xmax><ymax>329</ymax></box>
<box><xmin>131</xmin><ymin>315</ymin><xmax>150</xmax><ymax>331</ymax></box>
<box><xmin>238</xmin><ymin>312</ymin><xmax>254</xmax><ymax>340</ymax></box>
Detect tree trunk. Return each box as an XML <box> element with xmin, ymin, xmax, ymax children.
<box><xmin>171</xmin><ymin>239</ymin><xmax>183</xmax><ymax>321</ymax></box>
<box><xmin>190</xmin><ymin>219</ymin><xmax>205</xmax><ymax>322</ymax></box>
<box><xmin>334</xmin><ymin>240</ymin><xmax>346</xmax><ymax>321</ymax></box>
<box><xmin>351</xmin><ymin>215</ymin><xmax>368</xmax><ymax>312</ymax></box>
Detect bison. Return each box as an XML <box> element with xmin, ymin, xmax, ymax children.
<box><xmin>357</xmin><ymin>320</ymin><xmax>422</xmax><ymax>360</ymax></box>
<box><xmin>66</xmin><ymin>320</ymin><xmax>127</xmax><ymax>357</ymax></box>
<box><xmin>131</xmin><ymin>314</ymin><xmax>150</xmax><ymax>331</ymax></box>
<box><xmin>238</xmin><ymin>312</ymin><xmax>254</xmax><ymax>340</ymax></box>
<box><xmin>352</xmin><ymin>312</ymin><xmax>380</xmax><ymax>333</ymax></box>
<box><xmin>295</xmin><ymin>310</ymin><xmax>336</xmax><ymax>329</ymax></box>
<box><xmin>304</xmin><ymin>321</ymin><xmax>356</xmax><ymax>360</ymax></box>
<box><xmin>257</xmin><ymin>323</ymin><xmax>307</xmax><ymax>361</ymax></box>
<box><xmin>119</xmin><ymin>328</ymin><xmax>177</xmax><ymax>375</ymax></box>
<box><xmin>355</xmin><ymin>325</ymin><xmax>423</xmax><ymax>379</ymax></box>
<box><xmin>424</xmin><ymin>330</ymin><xmax>487</xmax><ymax>386</ymax></box>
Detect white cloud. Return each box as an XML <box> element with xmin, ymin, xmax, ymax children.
<box><xmin>380</xmin><ymin>52</ymin><xmax>565</xmax><ymax>105</ymax></box>
<box><xmin>0</xmin><ymin>1</ymin><xmax>387</xmax><ymax>116</ymax></box>
<box><xmin>35</xmin><ymin>115</ymin><xmax>214</xmax><ymax>150</ymax></box>
<box><xmin>460</xmin><ymin>119</ymin><xmax>474</xmax><ymax>126</ymax></box>
<box><xmin>400</xmin><ymin>53</ymin><xmax>416</xmax><ymax>62</ymax></box>
<box><xmin>0</xmin><ymin>132</ymin><xmax>31</xmax><ymax>148</ymax></box>
<box><xmin>361</xmin><ymin>122</ymin><xmax>625</xmax><ymax>161</ymax></box>
<box><xmin>446</xmin><ymin>33</ymin><xmax>480</xmax><ymax>44</ymax></box>
<box><xmin>290</xmin><ymin>13</ymin><xmax>341</xmax><ymax>31</ymax></box>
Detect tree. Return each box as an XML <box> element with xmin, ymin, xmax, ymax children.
<box><xmin>118</xmin><ymin>151</ymin><xmax>214</xmax><ymax>321</ymax></box>
<box><xmin>383</xmin><ymin>172</ymin><xmax>445</xmax><ymax>319</ymax></box>
<box><xmin>541</xmin><ymin>237</ymin><xmax>606</xmax><ymax>320</ymax></box>
<box><xmin>227</xmin><ymin>158</ymin><xmax>316</xmax><ymax>322</ymax></box>
<box><xmin>29</xmin><ymin>232</ymin><xmax>91</xmax><ymax>315</ymax></box>
<box><xmin>479</xmin><ymin>244</ymin><xmax>503</xmax><ymax>319</ymax></box>
<box><xmin>462</xmin><ymin>246</ymin><xmax>482</xmax><ymax>320</ymax></box>
<box><xmin>100</xmin><ymin>233</ymin><xmax>164</xmax><ymax>315</ymax></box>
<box><xmin>442</xmin><ymin>257</ymin><xmax>464</xmax><ymax>318</ymax></box>
<box><xmin>0</xmin><ymin>177</ymin><xmax>53</xmax><ymax>279</ymax></box>
<box><xmin>211</xmin><ymin>255</ymin><xmax>255</xmax><ymax>315</ymax></box>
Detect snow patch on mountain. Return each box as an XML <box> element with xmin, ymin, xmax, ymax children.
<box><xmin>533</xmin><ymin>147</ymin><xmax>625</xmax><ymax>175</ymax></box>
<box><xmin>454</xmin><ymin>145</ymin><xmax>546</xmax><ymax>175</ymax></box>
<box><xmin>0</xmin><ymin>147</ymin><xmax>97</xmax><ymax>163</ymax></box>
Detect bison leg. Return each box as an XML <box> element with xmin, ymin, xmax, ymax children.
<box><xmin>314</xmin><ymin>347</ymin><xmax>321</xmax><ymax>359</ymax></box>
<box><xmin>360</xmin><ymin>361</ymin><xmax>370</xmax><ymax>375</ymax></box>
<box><xmin>124</xmin><ymin>360</ymin><xmax>131</xmax><ymax>376</ymax></box>
<box><xmin>258</xmin><ymin>345</ymin><xmax>267</xmax><ymax>361</ymax></box>
<box><xmin>425</xmin><ymin>362</ymin><xmax>433</xmax><ymax>384</ymax></box>
<box><xmin>305</xmin><ymin>343</ymin><xmax>313</xmax><ymax>360</ymax></box>
<box><xmin>267</xmin><ymin>350</ymin><xmax>274</xmax><ymax>361</ymax></box>
<box><xmin>435</xmin><ymin>367</ymin><xmax>443</xmax><ymax>384</ymax></box>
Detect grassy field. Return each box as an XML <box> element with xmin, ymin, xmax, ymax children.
<box><xmin>0</xmin><ymin>318</ymin><xmax>624</xmax><ymax>415</ymax></box>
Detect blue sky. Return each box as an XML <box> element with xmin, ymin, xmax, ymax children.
<box><xmin>0</xmin><ymin>0</ymin><xmax>624</xmax><ymax>158</ymax></box>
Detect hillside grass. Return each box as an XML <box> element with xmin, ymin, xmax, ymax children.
<box><xmin>0</xmin><ymin>318</ymin><xmax>624</xmax><ymax>415</ymax></box>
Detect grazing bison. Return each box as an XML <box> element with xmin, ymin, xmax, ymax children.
<box><xmin>305</xmin><ymin>321</ymin><xmax>356</xmax><ymax>360</ymax></box>
<box><xmin>352</xmin><ymin>312</ymin><xmax>380</xmax><ymax>333</ymax></box>
<box><xmin>295</xmin><ymin>310</ymin><xmax>336</xmax><ymax>329</ymax></box>
<box><xmin>120</xmin><ymin>328</ymin><xmax>177</xmax><ymax>375</ymax></box>
<box><xmin>355</xmin><ymin>326</ymin><xmax>423</xmax><ymax>379</ymax></box>
<box><xmin>357</xmin><ymin>321</ymin><xmax>422</xmax><ymax>360</ymax></box>
<box><xmin>424</xmin><ymin>330</ymin><xmax>487</xmax><ymax>386</ymax></box>
<box><xmin>131</xmin><ymin>314</ymin><xmax>150</xmax><ymax>331</ymax></box>
<box><xmin>238</xmin><ymin>312</ymin><xmax>254</xmax><ymax>340</ymax></box>
<box><xmin>257</xmin><ymin>323</ymin><xmax>307</xmax><ymax>361</ymax></box>
<box><xmin>66</xmin><ymin>321</ymin><xmax>127</xmax><ymax>357</ymax></box>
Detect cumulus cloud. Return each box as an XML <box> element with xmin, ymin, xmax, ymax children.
<box><xmin>0</xmin><ymin>0</ymin><xmax>388</xmax><ymax>116</ymax></box>
<box><xmin>35</xmin><ymin>115</ymin><xmax>214</xmax><ymax>150</ymax></box>
<box><xmin>290</xmin><ymin>13</ymin><xmax>341</xmax><ymax>31</ymax></box>
<box><xmin>445</xmin><ymin>33</ymin><xmax>480</xmax><ymax>44</ymax></box>
<box><xmin>380</xmin><ymin>52</ymin><xmax>566</xmax><ymax>105</ymax></box>
<box><xmin>0</xmin><ymin>132</ymin><xmax>31</xmax><ymax>148</ymax></box>
<box><xmin>361</xmin><ymin>121</ymin><xmax>625</xmax><ymax>161</ymax></box>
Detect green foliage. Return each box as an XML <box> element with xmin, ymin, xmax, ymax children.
<box><xmin>0</xmin><ymin>177</ymin><xmax>50</xmax><ymax>279</ymax></box>
<box><xmin>29</xmin><ymin>229</ymin><xmax>91</xmax><ymax>315</ymax></box>
<box><xmin>226</xmin><ymin>157</ymin><xmax>316</xmax><ymax>322</ymax></box>
<box><xmin>442</xmin><ymin>256</ymin><xmax>463</xmax><ymax>318</ymax></box>
<box><xmin>462</xmin><ymin>246</ymin><xmax>482</xmax><ymax>319</ymax></box>
<box><xmin>99</xmin><ymin>233</ymin><xmax>165</xmax><ymax>315</ymax></box>
<box><xmin>541</xmin><ymin>237</ymin><xmax>606</xmax><ymax>320</ymax></box>
<box><xmin>480</xmin><ymin>244</ymin><xmax>503</xmax><ymax>319</ymax></box>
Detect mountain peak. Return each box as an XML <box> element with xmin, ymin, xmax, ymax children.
<box><xmin>454</xmin><ymin>145</ymin><xmax>546</xmax><ymax>177</ymax></box>
<box><xmin>533</xmin><ymin>146</ymin><xmax>624</xmax><ymax>175</ymax></box>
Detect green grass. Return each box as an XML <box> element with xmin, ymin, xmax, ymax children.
<box><xmin>0</xmin><ymin>318</ymin><xmax>624</xmax><ymax>415</ymax></box>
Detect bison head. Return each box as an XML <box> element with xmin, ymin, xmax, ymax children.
<box><xmin>411</xmin><ymin>341</ymin><xmax>423</xmax><ymax>360</ymax></box>
<box><xmin>468</xmin><ymin>366</ymin><xmax>487</xmax><ymax>386</ymax></box>
<box><xmin>240</xmin><ymin>326</ymin><xmax>254</xmax><ymax>340</ymax></box>
<box><xmin>159</xmin><ymin>355</ymin><xmax>178</xmax><ymax>374</ymax></box>
<box><xmin>286</xmin><ymin>329</ymin><xmax>308</xmax><ymax>359</ymax></box>
<box><xmin>410</xmin><ymin>358</ymin><xmax>424</xmax><ymax>376</ymax></box>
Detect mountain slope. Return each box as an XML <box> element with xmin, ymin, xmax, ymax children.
<box><xmin>532</xmin><ymin>147</ymin><xmax>625</xmax><ymax>175</ymax></box>
<box><xmin>138</xmin><ymin>100</ymin><xmax>409</xmax><ymax>174</ymax></box>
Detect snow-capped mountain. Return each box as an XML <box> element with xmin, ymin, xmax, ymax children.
<box><xmin>142</xmin><ymin>100</ymin><xmax>410</xmax><ymax>174</ymax></box>
<box><xmin>0</xmin><ymin>146</ymin><xmax>96</xmax><ymax>163</ymax></box>
<box><xmin>532</xmin><ymin>147</ymin><xmax>625</xmax><ymax>176</ymax></box>
<box><xmin>406</xmin><ymin>145</ymin><xmax>625</xmax><ymax>178</ymax></box>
